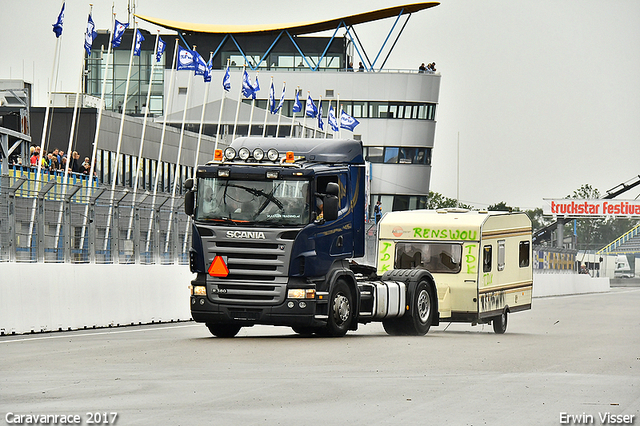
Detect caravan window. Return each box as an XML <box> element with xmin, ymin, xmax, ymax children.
<box><xmin>395</xmin><ymin>242</ymin><xmax>462</xmax><ymax>274</ymax></box>
<box><xmin>498</xmin><ymin>240</ymin><xmax>506</xmax><ymax>271</ymax></box>
<box><xmin>519</xmin><ymin>241</ymin><xmax>530</xmax><ymax>267</ymax></box>
<box><xmin>483</xmin><ymin>246</ymin><xmax>492</xmax><ymax>272</ymax></box>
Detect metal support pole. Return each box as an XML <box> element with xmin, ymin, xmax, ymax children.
<box><xmin>89</xmin><ymin>201</ymin><xmax>96</xmax><ymax>263</ymax></box>
<box><xmin>112</xmin><ymin>203</ymin><xmax>119</xmax><ymax>265</ymax></box>
<box><xmin>153</xmin><ymin>207</ymin><xmax>161</xmax><ymax>264</ymax></box>
<box><xmin>133</xmin><ymin>204</ymin><xmax>141</xmax><ymax>264</ymax></box>
<box><xmin>63</xmin><ymin>198</ymin><xmax>71</xmax><ymax>263</ymax></box>
<box><xmin>172</xmin><ymin>206</ymin><xmax>179</xmax><ymax>264</ymax></box>
<box><xmin>36</xmin><ymin>198</ymin><xmax>44</xmax><ymax>262</ymax></box>
<box><xmin>556</xmin><ymin>218</ymin><xmax>565</xmax><ymax>249</ymax></box>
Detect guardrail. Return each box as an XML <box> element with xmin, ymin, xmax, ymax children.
<box><xmin>0</xmin><ymin>173</ymin><xmax>190</xmax><ymax>264</ymax></box>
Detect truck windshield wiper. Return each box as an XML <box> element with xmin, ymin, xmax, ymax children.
<box><xmin>225</xmin><ymin>183</ymin><xmax>284</xmax><ymax>210</ymax></box>
<box><xmin>210</xmin><ymin>217</ymin><xmax>246</xmax><ymax>225</ymax></box>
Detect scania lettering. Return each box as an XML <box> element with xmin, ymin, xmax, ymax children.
<box><xmin>226</xmin><ymin>231</ymin><xmax>266</xmax><ymax>239</ymax></box>
<box><xmin>184</xmin><ymin>138</ymin><xmax>440</xmax><ymax>337</ymax></box>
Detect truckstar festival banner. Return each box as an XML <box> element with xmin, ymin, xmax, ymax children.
<box><xmin>543</xmin><ymin>199</ymin><xmax>640</xmax><ymax>218</ymax></box>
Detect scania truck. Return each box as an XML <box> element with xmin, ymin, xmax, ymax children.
<box><xmin>184</xmin><ymin>137</ymin><xmax>439</xmax><ymax>337</ymax></box>
<box><xmin>184</xmin><ymin>137</ymin><xmax>532</xmax><ymax>337</ymax></box>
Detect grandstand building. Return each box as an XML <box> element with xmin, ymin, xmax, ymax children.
<box><xmin>82</xmin><ymin>2</ymin><xmax>442</xmax><ymax>218</ymax></box>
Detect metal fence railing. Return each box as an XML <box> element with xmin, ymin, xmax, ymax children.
<box><xmin>0</xmin><ymin>174</ymin><xmax>190</xmax><ymax>265</ymax></box>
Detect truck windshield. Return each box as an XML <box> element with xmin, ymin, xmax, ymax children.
<box><xmin>195</xmin><ymin>178</ymin><xmax>310</xmax><ymax>226</ymax></box>
<box><xmin>395</xmin><ymin>242</ymin><xmax>463</xmax><ymax>274</ymax></box>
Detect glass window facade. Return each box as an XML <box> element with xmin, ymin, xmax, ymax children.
<box><xmin>87</xmin><ymin>49</ymin><xmax>165</xmax><ymax>115</ymax></box>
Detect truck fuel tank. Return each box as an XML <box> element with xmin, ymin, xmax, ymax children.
<box><xmin>357</xmin><ymin>281</ymin><xmax>406</xmax><ymax>321</ymax></box>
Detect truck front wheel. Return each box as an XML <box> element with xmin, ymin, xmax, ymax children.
<box><xmin>320</xmin><ymin>279</ymin><xmax>353</xmax><ymax>337</ymax></box>
<box><xmin>206</xmin><ymin>323</ymin><xmax>242</xmax><ymax>338</ymax></box>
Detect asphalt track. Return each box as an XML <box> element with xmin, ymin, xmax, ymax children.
<box><xmin>1</xmin><ymin>288</ymin><xmax>639</xmax><ymax>426</ymax></box>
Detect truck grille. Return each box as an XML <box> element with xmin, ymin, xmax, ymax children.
<box><xmin>202</xmin><ymin>226</ymin><xmax>296</xmax><ymax>305</ymax></box>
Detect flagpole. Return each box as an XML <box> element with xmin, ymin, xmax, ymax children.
<box><xmin>248</xmin><ymin>70</ymin><xmax>258</xmax><ymax>137</ymax></box>
<box><xmin>104</xmin><ymin>21</ymin><xmax>139</xmax><ymax>254</ymax></box>
<box><xmin>29</xmin><ymin>0</ymin><xmax>65</xmax><ymax>248</ymax></box>
<box><xmin>314</xmin><ymin>95</ymin><xmax>322</xmax><ymax>138</ymax></box>
<box><xmin>55</xmin><ymin>6</ymin><xmax>92</xmax><ymax>248</ymax></box>
<box><xmin>325</xmin><ymin>100</ymin><xmax>330</xmax><ymax>139</ymax></box>
<box><xmin>80</xmin><ymin>10</ymin><xmax>116</xmax><ymax>252</ymax></box>
<box><xmin>302</xmin><ymin>91</ymin><xmax>310</xmax><ymax>138</ymax></box>
<box><xmin>214</xmin><ymin>59</ymin><xmax>230</xmax><ymax>154</ymax></box>
<box><xmin>146</xmin><ymin>38</ymin><xmax>179</xmax><ymax>253</ymax></box>
<box><xmin>290</xmin><ymin>86</ymin><xmax>299</xmax><ymax>137</ymax></box>
<box><xmin>276</xmin><ymin>82</ymin><xmax>284</xmax><ymax>137</ymax></box>
<box><xmin>262</xmin><ymin>76</ymin><xmax>272</xmax><ymax>137</ymax></box>
<box><xmin>337</xmin><ymin>94</ymin><xmax>342</xmax><ymax>139</ymax></box>
<box><xmin>232</xmin><ymin>64</ymin><xmax>245</xmax><ymax>141</ymax></box>
<box><xmin>164</xmin><ymin>45</ymin><xmax>196</xmax><ymax>255</ymax></box>
<box><xmin>126</xmin><ymin>31</ymin><xmax>161</xmax><ymax>240</ymax></box>
<box><xmin>182</xmin><ymin>51</ymin><xmax>213</xmax><ymax>253</ymax></box>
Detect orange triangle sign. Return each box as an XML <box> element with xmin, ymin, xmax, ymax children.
<box><xmin>208</xmin><ymin>256</ymin><xmax>229</xmax><ymax>277</ymax></box>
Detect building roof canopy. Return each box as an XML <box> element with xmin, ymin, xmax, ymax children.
<box><xmin>135</xmin><ymin>2</ymin><xmax>439</xmax><ymax>35</ymax></box>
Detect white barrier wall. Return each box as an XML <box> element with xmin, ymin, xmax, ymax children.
<box><xmin>0</xmin><ymin>264</ymin><xmax>194</xmax><ymax>335</ymax></box>
<box><xmin>0</xmin><ymin>264</ymin><xmax>611</xmax><ymax>335</ymax></box>
<box><xmin>533</xmin><ymin>273</ymin><xmax>610</xmax><ymax>297</ymax></box>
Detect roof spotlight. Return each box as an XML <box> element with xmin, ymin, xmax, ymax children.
<box><xmin>223</xmin><ymin>147</ymin><xmax>236</xmax><ymax>160</ymax></box>
<box><xmin>253</xmin><ymin>148</ymin><xmax>265</xmax><ymax>161</ymax></box>
<box><xmin>238</xmin><ymin>147</ymin><xmax>251</xmax><ymax>160</ymax></box>
<box><xmin>266</xmin><ymin>148</ymin><xmax>279</xmax><ymax>162</ymax></box>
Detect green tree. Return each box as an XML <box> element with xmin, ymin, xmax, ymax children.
<box><xmin>566</xmin><ymin>184</ymin><xmax>640</xmax><ymax>250</ymax></box>
<box><xmin>488</xmin><ymin>202</ymin><xmax>514</xmax><ymax>212</ymax></box>
<box><xmin>426</xmin><ymin>191</ymin><xmax>473</xmax><ymax>210</ymax></box>
<box><xmin>524</xmin><ymin>207</ymin><xmax>551</xmax><ymax>232</ymax></box>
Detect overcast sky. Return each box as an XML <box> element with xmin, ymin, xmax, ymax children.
<box><xmin>2</xmin><ymin>0</ymin><xmax>639</xmax><ymax>210</ymax></box>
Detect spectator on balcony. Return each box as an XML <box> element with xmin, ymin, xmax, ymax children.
<box><xmin>419</xmin><ymin>63</ymin><xmax>427</xmax><ymax>73</ymax></box>
<box><xmin>70</xmin><ymin>151</ymin><xmax>81</xmax><ymax>173</ymax></box>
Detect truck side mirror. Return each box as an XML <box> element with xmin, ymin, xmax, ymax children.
<box><xmin>184</xmin><ymin>190</ymin><xmax>195</xmax><ymax>216</ymax></box>
<box><xmin>184</xmin><ymin>178</ymin><xmax>194</xmax><ymax>191</ymax></box>
<box><xmin>323</xmin><ymin>183</ymin><xmax>340</xmax><ymax>221</ymax></box>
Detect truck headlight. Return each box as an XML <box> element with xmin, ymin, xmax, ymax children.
<box><xmin>192</xmin><ymin>285</ymin><xmax>207</xmax><ymax>296</ymax></box>
<box><xmin>287</xmin><ymin>289</ymin><xmax>316</xmax><ymax>299</ymax></box>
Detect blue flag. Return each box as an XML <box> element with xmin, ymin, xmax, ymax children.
<box><xmin>328</xmin><ymin>105</ymin><xmax>339</xmax><ymax>132</ymax></box>
<box><xmin>52</xmin><ymin>2</ymin><xmax>64</xmax><ymax>38</ymax></box>
<box><xmin>269</xmin><ymin>81</ymin><xmax>275</xmax><ymax>113</ymax></box>
<box><xmin>242</xmin><ymin>70</ymin><xmax>254</xmax><ymax>98</ymax></box>
<box><xmin>275</xmin><ymin>83</ymin><xmax>286</xmax><ymax>114</ymax></box>
<box><xmin>340</xmin><ymin>110</ymin><xmax>360</xmax><ymax>131</ymax></box>
<box><xmin>251</xmin><ymin>74</ymin><xmax>260</xmax><ymax>100</ymax></box>
<box><xmin>112</xmin><ymin>20</ymin><xmax>128</xmax><ymax>48</ymax></box>
<box><xmin>84</xmin><ymin>14</ymin><xmax>98</xmax><ymax>55</ymax></box>
<box><xmin>194</xmin><ymin>50</ymin><xmax>207</xmax><ymax>76</ymax></box>
<box><xmin>305</xmin><ymin>93</ymin><xmax>317</xmax><ymax>118</ymax></box>
<box><xmin>222</xmin><ymin>64</ymin><xmax>231</xmax><ymax>91</ymax></box>
<box><xmin>204</xmin><ymin>56</ymin><xmax>213</xmax><ymax>83</ymax></box>
<box><xmin>133</xmin><ymin>29</ymin><xmax>144</xmax><ymax>56</ymax></box>
<box><xmin>177</xmin><ymin>45</ymin><xmax>196</xmax><ymax>71</ymax></box>
<box><xmin>318</xmin><ymin>101</ymin><xmax>324</xmax><ymax>130</ymax></box>
<box><xmin>156</xmin><ymin>37</ymin><xmax>166</xmax><ymax>62</ymax></box>
<box><xmin>292</xmin><ymin>90</ymin><xmax>302</xmax><ymax>113</ymax></box>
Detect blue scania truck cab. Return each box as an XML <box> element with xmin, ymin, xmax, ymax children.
<box><xmin>184</xmin><ymin>137</ymin><xmax>438</xmax><ymax>337</ymax></box>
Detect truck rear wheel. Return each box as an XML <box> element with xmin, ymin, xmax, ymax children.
<box><xmin>382</xmin><ymin>280</ymin><xmax>434</xmax><ymax>336</ymax></box>
<box><xmin>206</xmin><ymin>323</ymin><xmax>242</xmax><ymax>338</ymax></box>
<box><xmin>382</xmin><ymin>319</ymin><xmax>404</xmax><ymax>336</ymax></box>
<box><xmin>320</xmin><ymin>279</ymin><xmax>353</xmax><ymax>337</ymax></box>
<box><xmin>492</xmin><ymin>309</ymin><xmax>508</xmax><ymax>334</ymax></box>
<box><xmin>405</xmin><ymin>280</ymin><xmax>435</xmax><ymax>335</ymax></box>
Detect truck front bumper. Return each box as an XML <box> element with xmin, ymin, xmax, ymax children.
<box><xmin>190</xmin><ymin>295</ymin><xmax>328</xmax><ymax>328</ymax></box>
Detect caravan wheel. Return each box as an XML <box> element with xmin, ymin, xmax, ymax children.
<box><xmin>492</xmin><ymin>309</ymin><xmax>508</xmax><ymax>334</ymax></box>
